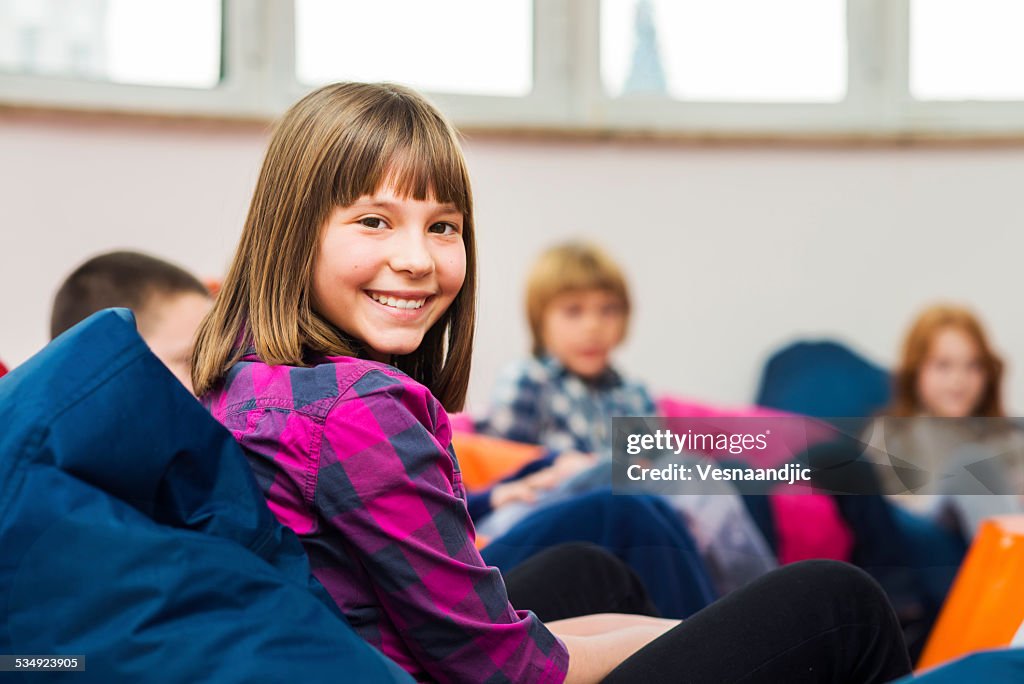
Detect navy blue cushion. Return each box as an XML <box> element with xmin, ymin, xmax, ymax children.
<box><xmin>0</xmin><ymin>309</ymin><xmax>411</xmax><ymax>682</ymax></box>
<box><xmin>897</xmin><ymin>649</ymin><xmax>1024</xmax><ymax>683</ymax></box>
<box><xmin>755</xmin><ymin>339</ymin><xmax>891</xmax><ymax>422</ymax></box>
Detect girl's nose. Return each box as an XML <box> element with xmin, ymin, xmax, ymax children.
<box><xmin>389</xmin><ymin>231</ymin><xmax>435</xmax><ymax>278</ymax></box>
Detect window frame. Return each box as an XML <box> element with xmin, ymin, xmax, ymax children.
<box><xmin>2</xmin><ymin>0</ymin><xmax>1024</xmax><ymax>138</ymax></box>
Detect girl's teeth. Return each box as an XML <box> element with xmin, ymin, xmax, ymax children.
<box><xmin>369</xmin><ymin>292</ymin><xmax>425</xmax><ymax>309</ymax></box>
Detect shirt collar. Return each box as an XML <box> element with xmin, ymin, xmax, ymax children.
<box><xmin>537</xmin><ymin>354</ymin><xmax>624</xmax><ymax>390</ymax></box>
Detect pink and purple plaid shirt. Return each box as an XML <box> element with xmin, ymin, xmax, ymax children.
<box><xmin>203</xmin><ymin>348</ymin><xmax>568</xmax><ymax>683</ymax></box>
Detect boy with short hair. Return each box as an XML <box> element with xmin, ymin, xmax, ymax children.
<box><xmin>51</xmin><ymin>250</ymin><xmax>211</xmax><ymax>393</ymax></box>
<box><xmin>479</xmin><ymin>241</ymin><xmax>653</xmax><ymax>455</ymax></box>
<box><xmin>478</xmin><ymin>241</ymin><xmax>777</xmax><ymax>595</ymax></box>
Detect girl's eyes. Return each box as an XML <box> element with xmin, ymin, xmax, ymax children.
<box><xmin>359</xmin><ymin>216</ymin><xmax>388</xmax><ymax>230</ymax></box>
<box><xmin>428</xmin><ymin>222</ymin><xmax>459</xmax><ymax>236</ymax></box>
<box><xmin>357</xmin><ymin>217</ymin><xmax>459</xmax><ymax>235</ymax></box>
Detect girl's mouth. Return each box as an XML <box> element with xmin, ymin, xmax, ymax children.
<box><xmin>364</xmin><ymin>290</ymin><xmax>434</xmax><ymax>319</ymax></box>
<box><xmin>366</xmin><ymin>291</ymin><xmax>428</xmax><ymax>310</ymax></box>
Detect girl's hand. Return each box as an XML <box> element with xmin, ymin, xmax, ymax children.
<box><xmin>549</xmin><ymin>614</ymin><xmax>682</xmax><ymax>684</ymax></box>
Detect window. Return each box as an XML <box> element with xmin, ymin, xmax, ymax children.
<box><xmin>910</xmin><ymin>0</ymin><xmax>1024</xmax><ymax>101</ymax></box>
<box><xmin>601</xmin><ymin>0</ymin><xmax>846</xmax><ymax>102</ymax></box>
<box><xmin>0</xmin><ymin>0</ymin><xmax>221</xmax><ymax>89</ymax></box>
<box><xmin>294</xmin><ymin>0</ymin><xmax>532</xmax><ymax>97</ymax></box>
<box><xmin>5</xmin><ymin>1</ymin><xmax>1024</xmax><ymax>136</ymax></box>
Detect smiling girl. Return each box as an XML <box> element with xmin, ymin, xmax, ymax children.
<box><xmin>192</xmin><ymin>82</ymin><xmax>909</xmax><ymax>683</ymax></box>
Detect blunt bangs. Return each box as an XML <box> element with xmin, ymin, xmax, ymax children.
<box><xmin>328</xmin><ymin>88</ymin><xmax>472</xmax><ymax>217</ymax></box>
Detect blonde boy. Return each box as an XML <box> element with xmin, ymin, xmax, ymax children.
<box><xmin>479</xmin><ymin>241</ymin><xmax>653</xmax><ymax>455</ymax></box>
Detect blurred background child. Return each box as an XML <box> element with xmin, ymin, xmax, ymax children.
<box><xmin>475</xmin><ymin>241</ymin><xmax>776</xmax><ymax>594</ymax></box>
<box><xmin>869</xmin><ymin>304</ymin><xmax>1024</xmax><ymax>536</ymax></box>
<box><xmin>478</xmin><ymin>241</ymin><xmax>646</xmax><ymax>456</ymax></box>
<box><xmin>50</xmin><ymin>250</ymin><xmax>212</xmax><ymax>393</ymax></box>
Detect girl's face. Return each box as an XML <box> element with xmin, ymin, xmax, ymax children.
<box><xmin>312</xmin><ymin>183</ymin><xmax>466</xmax><ymax>362</ymax></box>
<box><xmin>916</xmin><ymin>326</ymin><xmax>987</xmax><ymax>418</ymax></box>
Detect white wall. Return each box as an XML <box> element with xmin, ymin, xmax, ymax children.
<box><xmin>3</xmin><ymin>113</ymin><xmax>1024</xmax><ymax>414</ymax></box>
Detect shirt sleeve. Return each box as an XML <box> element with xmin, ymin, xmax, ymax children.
<box><xmin>503</xmin><ymin>450</ymin><xmax>560</xmax><ymax>481</ymax></box>
<box><xmin>317</xmin><ymin>368</ymin><xmax>568</xmax><ymax>684</ymax></box>
<box><xmin>475</xmin><ymin>361</ymin><xmax>547</xmax><ymax>446</ymax></box>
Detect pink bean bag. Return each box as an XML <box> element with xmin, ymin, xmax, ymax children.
<box><xmin>770</xmin><ymin>486</ymin><xmax>854</xmax><ymax>563</ymax></box>
<box><xmin>657</xmin><ymin>395</ymin><xmax>837</xmax><ymax>469</ymax></box>
<box><xmin>657</xmin><ymin>395</ymin><xmax>854</xmax><ymax>563</ymax></box>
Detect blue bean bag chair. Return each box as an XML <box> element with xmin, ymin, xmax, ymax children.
<box><xmin>0</xmin><ymin>309</ymin><xmax>411</xmax><ymax>683</ymax></box>
<box><xmin>755</xmin><ymin>339</ymin><xmax>890</xmax><ymax>423</ymax></box>
<box><xmin>898</xmin><ymin>648</ymin><xmax>1024</xmax><ymax>682</ymax></box>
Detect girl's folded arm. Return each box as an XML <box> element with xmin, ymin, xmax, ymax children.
<box><xmin>551</xmin><ymin>614</ymin><xmax>681</xmax><ymax>683</ymax></box>
<box><xmin>557</xmin><ymin>624</ymin><xmax>679</xmax><ymax>684</ymax></box>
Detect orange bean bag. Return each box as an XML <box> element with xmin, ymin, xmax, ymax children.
<box><xmin>451</xmin><ymin>431</ymin><xmax>546</xmax><ymax>491</ymax></box>
<box><xmin>918</xmin><ymin>515</ymin><xmax>1024</xmax><ymax>671</ymax></box>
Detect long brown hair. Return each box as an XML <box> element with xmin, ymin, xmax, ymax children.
<box><xmin>889</xmin><ymin>304</ymin><xmax>1004</xmax><ymax>417</ymax></box>
<box><xmin>192</xmin><ymin>82</ymin><xmax>476</xmax><ymax>410</ymax></box>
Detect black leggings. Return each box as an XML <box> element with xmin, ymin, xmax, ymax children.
<box><xmin>503</xmin><ymin>543</ymin><xmax>912</xmax><ymax>683</ymax></box>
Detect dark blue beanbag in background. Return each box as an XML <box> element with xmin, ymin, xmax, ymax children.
<box><xmin>755</xmin><ymin>339</ymin><xmax>890</xmax><ymax>424</ymax></box>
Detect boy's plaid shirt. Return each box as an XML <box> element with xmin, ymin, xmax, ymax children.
<box><xmin>476</xmin><ymin>355</ymin><xmax>656</xmax><ymax>456</ymax></box>
<box><xmin>203</xmin><ymin>349</ymin><xmax>568</xmax><ymax>684</ymax></box>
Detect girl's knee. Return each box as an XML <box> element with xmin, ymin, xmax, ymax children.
<box><xmin>776</xmin><ymin>560</ymin><xmax>896</xmax><ymax>620</ymax></box>
<box><xmin>778</xmin><ymin>559</ymin><xmax>877</xmax><ymax>591</ymax></box>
